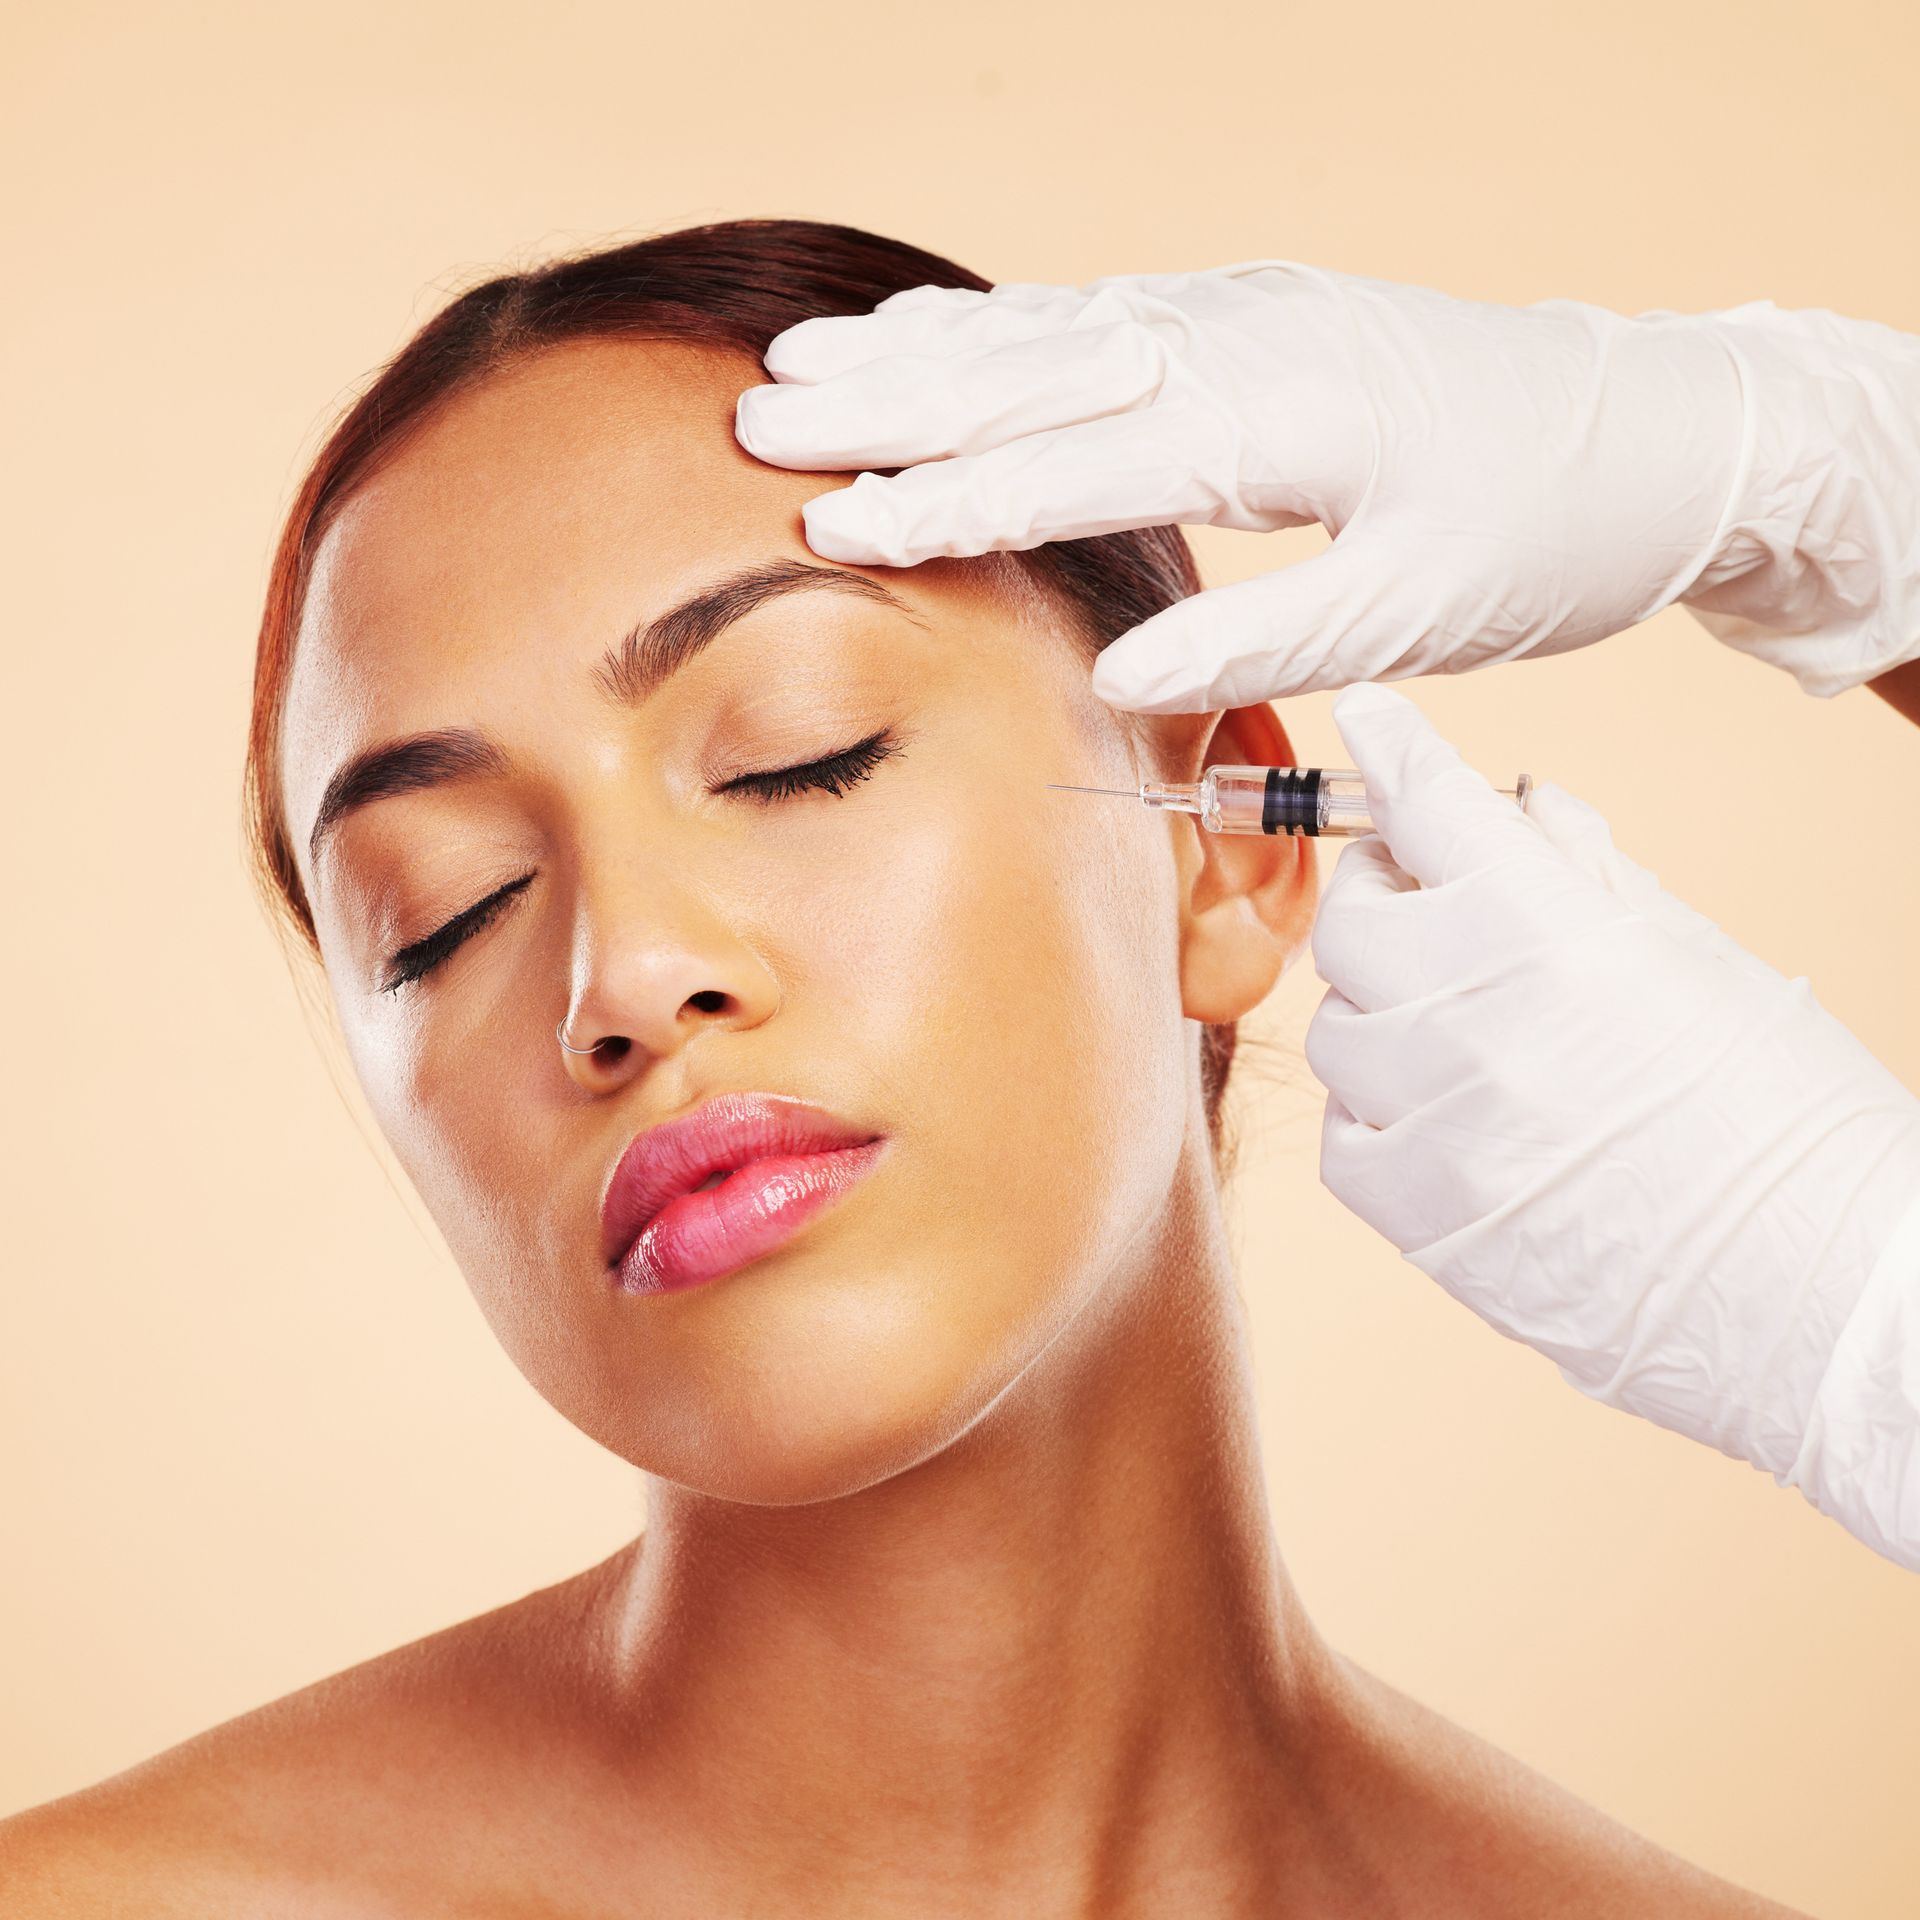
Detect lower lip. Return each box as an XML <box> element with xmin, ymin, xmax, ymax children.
<box><xmin>612</xmin><ymin>1138</ymin><xmax>888</xmax><ymax>1296</ymax></box>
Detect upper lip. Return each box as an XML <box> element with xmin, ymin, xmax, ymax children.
<box><xmin>599</xmin><ymin>1090</ymin><xmax>882</xmax><ymax>1270</ymax></box>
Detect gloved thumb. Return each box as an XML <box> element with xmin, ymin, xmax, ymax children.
<box><xmin>1329</xmin><ymin>682</ymin><xmax>1552</xmax><ymax>889</ymax></box>
<box><xmin>1091</xmin><ymin>537</ymin><xmax>1420</xmax><ymax>714</ymax></box>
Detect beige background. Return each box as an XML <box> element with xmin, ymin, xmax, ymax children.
<box><xmin>4</xmin><ymin>1</ymin><xmax>1917</xmax><ymax>1910</ymax></box>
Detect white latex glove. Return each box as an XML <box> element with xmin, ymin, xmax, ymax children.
<box><xmin>1307</xmin><ymin>683</ymin><xmax>1920</xmax><ymax>1572</ymax></box>
<box><xmin>733</xmin><ymin>263</ymin><xmax>1920</xmax><ymax>710</ymax></box>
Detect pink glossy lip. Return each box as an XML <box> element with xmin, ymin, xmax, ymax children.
<box><xmin>599</xmin><ymin>1091</ymin><xmax>886</xmax><ymax>1296</ymax></box>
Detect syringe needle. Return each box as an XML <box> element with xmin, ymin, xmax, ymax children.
<box><xmin>1047</xmin><ymin>783</ymin><xmax>1138</xmax><ymax>797</ymax></box>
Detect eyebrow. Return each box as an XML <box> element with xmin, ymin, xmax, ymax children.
<box><xmin>305</xmin><ymin>559</ymin><xmax>919</xmax><ymax>874</ymax></box>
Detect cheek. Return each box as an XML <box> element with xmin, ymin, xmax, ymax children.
<box><xmin>327</xmin><ymin>940</ymin><xmax>538</xmax><ymax>1229</ymax></box>
<box><xmin>323</xmin><ymin>932</ymin><xmax>582</xmax><ymax>1374</ymax></box>
<box><xmin>782</xmin><ymin>754</ymin><xmax>1192</xmax><ymax>1305</ymax></box>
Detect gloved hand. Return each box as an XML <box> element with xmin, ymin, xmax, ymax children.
<box><xmin>734</xmin><ymin>263</ymin><xmax>1920</xmax><ymax>710</ymax></box>
<box><xmin>1305</xmin><ymin>684</ymin><xmax>1920</xmax><ymax>1569</ymax></box>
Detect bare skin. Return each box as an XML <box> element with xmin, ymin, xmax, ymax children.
<box><xmin>1869</xmin><ymin>652</ymin><xmax>1920</xmax><ymax>725</ymax></box>
<box><xmin>0</xmin><ymin>340</ymin><xmax>1807</xmax><ymax>1918</ymax></box>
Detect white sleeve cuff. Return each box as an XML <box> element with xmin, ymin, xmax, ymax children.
<box><xmin>1681</xmin><ymin>304</ymin><xmax>1920</xmax><ymax>698</ymax></box>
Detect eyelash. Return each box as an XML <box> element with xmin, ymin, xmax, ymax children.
<box><xmin>378</xmin><ymin>728</ymin><xmax>903</xmax><ymax>996</ymax></box>
<box><xmin>713</xmin><ymin>727</ymin><xmax>898</xmax><ymax>804</ymax></box>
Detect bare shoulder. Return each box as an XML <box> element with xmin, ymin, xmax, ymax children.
<box><xmin>1342</xmin><ymin>1661</ymin><xmax>1811</xmax><ymax>1919</ymax></box>
<box><xmin>0</xmin><ymin>1553</ymin><xmax>626</xmax><ymax>1919</ymax></box>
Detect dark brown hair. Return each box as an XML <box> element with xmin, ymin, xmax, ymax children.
<box><xmin>242</xmin><ymin>218</ymin><xmax>1240</xmax><ymax>1155</ymax></box>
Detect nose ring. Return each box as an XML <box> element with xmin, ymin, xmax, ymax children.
<box><xmin>556</xmin><ymin>1016</ymin><xmax>599</xmax><ymax>1055</ymax></box>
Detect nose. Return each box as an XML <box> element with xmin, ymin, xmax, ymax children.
<box><xmin>556</xmin><ymin>877</ymin><xmax>781</xmax><ymax>1090</ymax></box>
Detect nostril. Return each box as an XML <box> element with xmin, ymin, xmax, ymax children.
<box><xmin>688</xmin><ymin>990</ymin><xmax>728</xmax><ymax>1014</ymax></box>
<box><xmin>593</xmin><ymin>1037</ymin><xmax>632</xmax><ymax>1064</ymax></box>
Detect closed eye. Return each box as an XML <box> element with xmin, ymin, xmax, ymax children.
<box><xmin>714</xmin><ymin>727</ymin><xmax>902</xmax><ymax>804</ymax></box>
<box><xmin>381</xmin><ymin>872</ymin><xmax>535</xmax><ymax>996</ymax></box>
<box><xmin>378</xmin><ymin>728</ymin><xmax>905</xmax><ymax>995</ymax></box>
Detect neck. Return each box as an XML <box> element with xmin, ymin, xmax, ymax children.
<box><xmin>578</xmin><ymin>1147</ymin><xmax>1368</xmax><ymax>1912</ymax></box>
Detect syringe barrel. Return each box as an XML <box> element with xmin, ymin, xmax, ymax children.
<box><xmin>1196</xmin><ymin>766</ymin><xmax>1369</xmax><ymax>836</ymax></box>
<box><xmin>1199</xmin><ymin>766</ymin><xmax>1528</xmax><ymax>836</ymax></box>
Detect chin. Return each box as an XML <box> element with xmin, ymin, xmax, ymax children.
<box><xmin>659</xmin><ymin>1409</ymin><xmax>981</xmax><ymax>1508</ymax></box>
<box><xmin>560</xmin><ymin>1271</ymin><xmax>1077</xmax><ymax>1508</ymax></box>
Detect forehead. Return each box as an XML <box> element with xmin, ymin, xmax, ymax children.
<box><xmin>296</xmin><ymin>335</ymin><xmax>845</xmax><ymax>696</ymax></box>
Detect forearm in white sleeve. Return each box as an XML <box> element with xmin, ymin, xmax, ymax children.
<box><xmin>1782</xmin><ymin>1185</ymin><xmax>1920</xmax><ymax>1571</ymax></box>
<box><xmin>1681</xmin><ymin>302</ymin><xmax>1920</xmax><ymax>695</ymax></box>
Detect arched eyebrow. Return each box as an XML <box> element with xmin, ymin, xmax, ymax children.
<box><xmin>305</xmin><ymin>559</ymin><xmax>922</xmax><ymax>877</ymax></box>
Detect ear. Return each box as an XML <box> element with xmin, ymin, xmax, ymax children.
<box><xmin>1158</xmin><ymin>702</ymin><xmax>1319</xmax><ymax>1024</ymax></box>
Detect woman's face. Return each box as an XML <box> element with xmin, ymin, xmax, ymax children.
<box><xmin>280</xmin><ymin>338</ymin><xmax>1311</xmax><ymax>1503</ymax></box>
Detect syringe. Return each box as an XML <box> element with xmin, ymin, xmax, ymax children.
<box><xmin>1049</xmin><ymin>765</ymin><xmax>1533</xmax><ymax>838</ymax></box>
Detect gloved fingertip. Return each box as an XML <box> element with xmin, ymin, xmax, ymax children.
<box><xmin>1330</xmin><ymin>684</ymin><xmax>1426</xmax><ymax>759</ymax></box>
<box><xmin>1091</xmin><ymin>682</ymin><xmax>1217</xmax><ymax>716</ymax></box>
<box><xmin>800</xmin><ymin>484</ymin><xmax>902</xmax><ymax>566</ymax></box>
<box><xmin>762</xmin><ymin>314</ymin><xmax>846</xmax><ymax>383</ymax></box>
<box><xmin>732</xmin><ymin>385</ymin><xmax>776</xmax><ymax>457</ymax></box>
<box><xmin>1328</xmin><ymin>691</ymin><xmax>1546</xmax><ymax>889</ymax></box>
<box><xmin>1330</xmin><ymin>682</ymin><xmax>1447</xmax><ymax>765</ymax></box>
<box><xmin>1331</xmin><ymin>680</ymin><xmax>1419</xmax><ymax>721</ymax></box>
<box><xmin>734</xmin><ymin>381</ymin><xmax>835</xmax><ymax>464</ymax></box>
<box><xmin>1089</xmin><ymin>639</ymin><xmax>1215</xmax><ymax>714</ymax></box>
<box><xmin>1092</xmin><ymin>590</ymin><xmax>1313</xmax><ymax>713</ymax></box>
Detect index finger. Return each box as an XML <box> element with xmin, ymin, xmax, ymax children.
<box><xmin>736</xmin><ymin>319</ymin><xmax>1168</xmax><ymax>474</ymax></box>
<box><xmin>760</xmin><ymin>282</ymin><xmax>1087</xmax><ymax>385</ymax></box>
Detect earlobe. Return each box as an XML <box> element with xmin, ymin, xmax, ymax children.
<box><xmin>1171</xmin><ymin>704</ymin><xmax>1319</xmax><ymax>1024</ymax></box>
